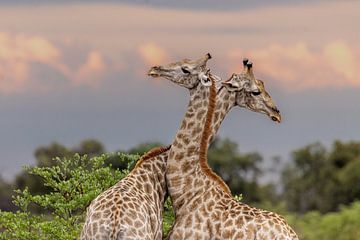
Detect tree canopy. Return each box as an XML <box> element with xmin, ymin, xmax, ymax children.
<box><xmin>282</xmin><ymin>141</ymin><xmax>360</xmax><ymax>213</ymax></box>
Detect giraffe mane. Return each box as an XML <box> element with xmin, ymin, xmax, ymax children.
<box><xmin>199</xmin><ymin>77</ymin><xmax>231</xmax><ymax>195</ymax></box>
<box><xmin>134</xmin><ymin>145</ymin><xmax>171</xmax><ymax>169</ymax></box>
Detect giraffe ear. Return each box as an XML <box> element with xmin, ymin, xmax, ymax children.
<box><xmin>199</xmin><ymin>72</ymin><xmax>212</xmax><ymax>86</ymax></box>
<box><xmin>209</xmin><ymin>72</ymin><xmax>222</xmax><ymax>89</ymax></box>
<box><xmin>209</xmin><ymin>72</ymin><xmax>222</xmax><ymax>82</ymax></box>
<box><xmin>222</xmin><ymin>74</ymin><xmax>239</xmax><ymax>91</ymax></box>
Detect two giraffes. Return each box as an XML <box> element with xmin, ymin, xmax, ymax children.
<box><xmin>81</xmin><ymin>54</ymin><xmax>299</xmax><ymax>239</ymax></box>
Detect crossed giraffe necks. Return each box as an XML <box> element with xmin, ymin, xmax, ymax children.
<box><xmin>166</xmin><ymin>82</ymin><xmax>235</xmax><ymax>212</ymax></box>
<box><xmin>198</xmin><ymin>78</ymin><xmax>231</xmax><ymax>195</ymax></box>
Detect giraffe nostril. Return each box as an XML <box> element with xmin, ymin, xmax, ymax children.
<box><xmin>272</xmin><ymin>107</ymin><xmax>280</xmax><ymax>113</ymax></box>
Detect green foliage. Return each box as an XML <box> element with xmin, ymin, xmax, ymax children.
<box><xmin>282</xmin><ymin>141</ymin><xmax>360</xmax><ymax>213</ymax></box>
<box><xmin>34</xmin><ymin>142</ymin><xmax>73</xmax><ymax>168</ymax></box>
<box><xmin>163</xmin><ymin>197</ymin><xmax>175</xmax><ymax>238</ymax></box>
<box><xmin>102</xmin><ymin>141</ymin><xmax>163</xmax><ymax>171</ymax></box>
<box><xmin>15</xmin><ymin>139</ymin><xmax>107</xmax><ymax>197</ymax></box>
<box><xmin>0</xmin><ymin>153</ymin><xmax>136</xmax><ymax>240</ymax></box>
<box><xmin>0</xmin><ymin>178</ymin><xmax>12</xmax><ymax>211</ymax></box>
<box><xmin>73</xmin><ymin>139</ymin><xmax>105</xmax><ymax>156</ymax></box>
<box><xmin>208</xmin><ymin>138</ymin><xmax>265</xmax><ymax>202</ymax></box>
<box><xmin>2</xmin><ymin>138</ymin><xmax>360</xmax><ymax>239</ymax></box>
<box><xmin>288</xmin><ymin>201</ymin><xmax>360</xmax><ymax>240</ymax></box>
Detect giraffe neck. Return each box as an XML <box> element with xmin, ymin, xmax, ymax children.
<box><xmin>209</xmin><ymin>86</ymin><xmax>237</xmax><ymax>143</ymax></box>
<box><xmin>166</xmin><ymin>84</ymin><xmax>236</xmax><ymax>211</ymax></box>
<box><xmin>198</xmin><ymin>85</ymin><xmax>236</xmax><ymax>195</ymax></box>
<box><xmin>199</xmin><ymin>78</ymin><xmax>216</xmax><ymax>175</ymax></box>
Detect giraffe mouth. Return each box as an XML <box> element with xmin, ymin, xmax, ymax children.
<box><xmin>268</xmin><ymin>105</ymin><xmax>281</xmax><ymax>123</ymax></box>
<box><xmin>148</xmin><ymin>67</ymin><xmax>173</xmax><ymax>78</ymax></box>
<box><xmin>148</xmin><ymin>69</ymin><xmax>161</xmax><ymax>77</ymax></box>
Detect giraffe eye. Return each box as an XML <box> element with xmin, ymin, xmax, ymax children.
<box><xmin>251</xmin><ymin>91</ymin><xmax>261</xmax><ymax>96</ymax></box>
<box><xmin>181</xmin><ymin>67</ymin><xmax>191</xmax><ymax>74</ymax></box>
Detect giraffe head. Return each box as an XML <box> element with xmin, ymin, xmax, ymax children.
<box><xmin>148</xmin><ymin>53</ymin><xmax>215</xmax><ymax>88</ymax></box>
<box><xmin>222</xmin><ymin>59</ymin><xmax>281</xmax><ymax>122</ymax></box>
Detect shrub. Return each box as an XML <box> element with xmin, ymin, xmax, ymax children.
<box><xmin>286</xmin><ymin>201</ymin><xmax>360</xmax><ymax>240</ymax></box>
<box><xmin>0</xmin><ymin>153</ymin><xmax>137</xmax><ymax>240</ymax></box>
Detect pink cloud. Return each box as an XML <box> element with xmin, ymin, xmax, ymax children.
<box><xmin>0</xmin><ymin>33</ymin><xmax>108</xmax><ymax>94</ymax></box>
<box><xmin>323</xmin><ymin>41</ymin><xmax>355</xmax><ymax>80</ymax></box>
<box><xmin>1</xmin><ymin>1</ymin><xmax>360</xmax><ymax>93</ymax></box>
<box><xmin>0</xmin><ymin>33</ymin><xmax>61</xmax><ymax>93</ymax></box>
<box><xmin>74</xmin><ymin>51</ymin><xmax>106</xmax><ymax>87</ymax></box>
<box><xmin>137</xmin><ymin>43</ymin><xmax>169</xmax><ymax>66</ymax></box>
<box><xmin>0</xmin><ymin>33</ymin><xmax>60</xmax><ymax>62</ymax></box>
<box><xmin>227</xmin><ymin>41</ymin><xmax>360</xmax><ymax>91</ymax></box>
<box><xmin>0</xmin><ymin>61</ymin><xmax>28</xmax><ymax>93</ymax></box>
<box><xmin>0</xmin><ymin>1</ymin><xmax>360</xmax><ymax>92</ymax></box>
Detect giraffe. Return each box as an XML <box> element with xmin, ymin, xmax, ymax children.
<box><xmin>149</xmin><ymin>57</ymin><xmax>298</xmax><ymax>239</ymax></box>
<box><xmin>81</xmin><ymin>146</ymin><xmax>170</xmax><ymax>240</ymax></box>
<box><xmin>80</xmin><ymin>54</ymin><xmax>214</xmax><ymax>240</ymax></box>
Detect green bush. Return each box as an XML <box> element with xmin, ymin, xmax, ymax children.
<box><xmin>0</xmin><ymin>153</ymin><xmax>137</xmax><ymax>240</ymax></box>
<box><xmin>285</xmin><ymin>201</ymin><xmax>360</xmax><ymax>240</ymax></box>
<box><xmin>163</xmin><ymin>198</ymin><xmax>175</xmax><ymax>237</ymax></box>
<box><xmin>251</xmin><ymin>200</ymin><xmax>360</xmax><ymax>240</ymax></box>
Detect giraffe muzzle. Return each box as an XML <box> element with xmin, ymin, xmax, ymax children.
<box><xmin>148</xmin><ymin>66</ymin><xmax>162</xmax><ymax>77</ymax></box>
<box><xmin>268</xmin><ymin>106</ymin><xmax>281</xmax><ymax>123</ymax></box>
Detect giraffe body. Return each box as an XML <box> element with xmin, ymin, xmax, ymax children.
<box><xmin>81</xmin><ymin>146</ymin><xmax>170</xmax><ymax>240</ymax></box>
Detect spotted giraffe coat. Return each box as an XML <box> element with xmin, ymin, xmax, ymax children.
<box><xmin>81</xmin><ymin>146</ymin><xmax>170</xmax><ymax>240</ymax></box>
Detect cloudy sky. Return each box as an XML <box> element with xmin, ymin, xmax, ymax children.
<box><xmin>0</xmin><ymin>0</ymin><xmax>359</xmax><ymax>180</ymax></box>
